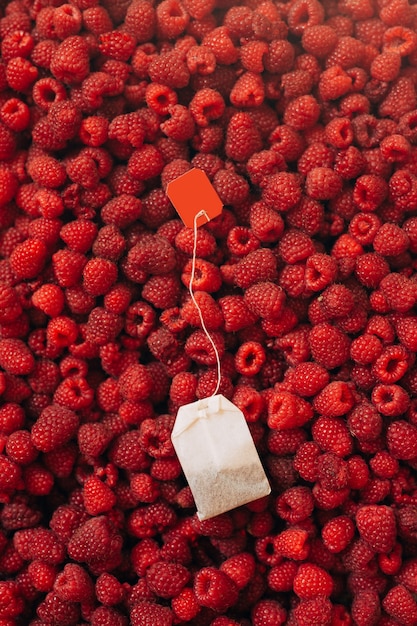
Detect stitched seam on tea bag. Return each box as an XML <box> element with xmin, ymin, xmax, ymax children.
<box><xmin>189</xmin><ymin>209</ymin><xmax>221</xmax><ymax>397</ymax></box>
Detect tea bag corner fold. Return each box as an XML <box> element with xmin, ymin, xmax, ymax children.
<box><xmin>171</xmin><ymin>394</ymin><xmax>271</xmax><ymax>521</ymax></box>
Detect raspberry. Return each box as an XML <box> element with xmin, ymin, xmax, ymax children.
<box><xmin>130</xmin><ymin>601</ymin><xmax>173</xmax><ymax>626</ymax></box>
<box><xmin>383</xmin><ymin>585</ymin><xmax>417</xmax><ymax>626</ymax></box>
<box><xmin>372</xmin><ymin>383</ymin><xmax>410</xmax><ymax>417</ymax></box>
<box><xmin>231</xmin><ymin>248</ymin><xmax>277</xmax><ymax>289</ymax></box>
<box><xmin>9</xmin><ymin>238</ymin><xmax>47</xmax><ymax>280</ymax></box>
<box><xmin>251</xmin><ymin>599</ymin><xmax>287</xmax><ymax>625</ymax></box>
<box><xmin>312</xmin><ymin>416</ymin><xmax>353</xmax><ymax>457</ymax></box>
<box><xmin>309</xmin><ymin>323</ymin><xmax>351</xmax><ymax>369</ymax></box>
<box><xmin>99</xmin><ymin>196</ymin><xmax>142</xmax><ymax>230</ymax></box>
<box><xmin>263</xmin><ymin>172</ymin><xmax>302</xmax><ymax>212</ymax></box>
<box><xmin>305</xmin><ymin>167</ymin><xmax>342</xmax><ymax>200</ymax></box>
<box><xmin>347</xmin><ymin>402</ymin><xmax>382</xmax><ymax>442</ymax></box>
<box><xmin>148</xmin><ymin>50</ymin><xmax>190</xmax><ymax>89</ymax></box>
<box><xmin>244</xmin><ymin>281</ymin><xmax>285</xmax><ymax>321</ymax></box>
<box><xmin>123</xmin><ymin>0</ymin><xmax>155</xmax><ymax>40</ymax></box>
<box><xmin>387</xmin><ymin>420</ymin><xmax>417</xmax><ymax>460</ymax></box>
<box><xmin>356</xmin><ymin>505</ymin><xmax>396</xmax><ymax>553</ymax></box>
<box><xmin>283</xmin><ymin>94</ymin><xmax>320</xmax><ymax>131</ymax></box>
<box><xmin>82</xmin><ymin>257</ymin><xmax>118</xmax><ymax>296</ymax></box>
<box><xmin>293</xmin><ymin>563</ymin><xmax>333</xmax><ymax>599</ymax></box>
<box><xmin>50</xmin><ymin>35</ymin><xmax>89</xmax><ymax>84</ymax></box>
<box><xmin>313</xmin><ymin>381</ymin><xmax>355</xmax><ymax>417</ymax></box>
<box><xmin>127</xmin><ymin>144</ymin><xmax>165</xmax><ymax>181</ymax></box>
<box><xmin>31</xmin><ymin>405</ymin><xmax>79</xmax><ymax>453</ymax></box>
<box><xmin>202</xmin><ymin>26</ymin><xmax>239</xmax><ymax>65</ymax></box>
<box><xmin>298</xmin><ymin>142</ymin><xmax>334</xmax><ymax>176</ymax></box>
<box><xmin>230</xmin><ymin>71</ymin><xmax>265</xmax><ymax>108</ymax></box>
<box><xmin>98</xmin><ymin>30</ymin><xmax>136</xmax><ymax>62</ymax></box>
<box><xmin>235</xmin><ymin>341</ymin><xmax>266</xmax><ymax>376</ymax></box>
<box><xmin>53</xmin><ymin>563</ymin><xmax>94</xmax><ymax>603</ymax></box>
<box><xmin>82</xmin><ymin>475</ymin><xmax>116</xmax><ymax>516</ymax></box>
<box><xmin>268</xmin><ymin>392</ymin><xmax>313</xmax><ymax>430</ymax></box>
<box><xmin>67</xmin><ymin>515</ymin><xmax>122</xmax><ymax>574</ymax></box>
<box><xmin>193</xmin><ymin>567</ymin><xmax>238</xmax><ymax>613</ymax></box>
<box><xmin>146</xmin><ymin>561</ymin><xmax>190</xmax><ymax>598</ymax></box>
<box><xmin>0</xmin><ymin>338</ymin><xmax>34</xmax><ymax>375</ymax></box>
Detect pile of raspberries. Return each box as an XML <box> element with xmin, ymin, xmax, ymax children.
<box><xmin>4</xmin><ymin>0</ymin><xmax>417</xmax><ymax>623</ymax></box>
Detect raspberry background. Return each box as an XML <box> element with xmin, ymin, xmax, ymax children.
<box><xmin>3</xmin><ymin>0</ymin><xmax>417</xmax><ymax>624</ymax></box>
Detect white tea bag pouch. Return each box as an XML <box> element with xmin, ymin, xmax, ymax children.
<box><xmin>171</xmin><ymin>394</ymin><xmax>271</xmax><ymax>520</ymax></box>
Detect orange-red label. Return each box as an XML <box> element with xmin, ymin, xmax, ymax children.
<box><xmin>166</xmin><ymin>168</ymin><xmax>223</xmax><ymax>228</ymax></box>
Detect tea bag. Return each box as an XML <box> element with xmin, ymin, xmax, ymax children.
<box><xmin>171</xmin><ymin>394</ymin><xmax>271</xmax><ymax>520</ymax></box>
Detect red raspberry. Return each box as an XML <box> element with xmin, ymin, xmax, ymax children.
<box><xmin>293</xmin><ymin>563</ymin><xmax>333</xmax><ymax>599</ymax></box>
<box><xmin>82</xmin><ymin>475</ymin><xmax>116</xmax><ymax>516</ymax></box>
<box><xmin>321</xmin><ymin>515</ymin><xmax>355</xmax><ymax>553</ymax></box>
<box><xmin>0</xmin><ymin>338</ymin><xmax>34</xmax><ymax>375</ymax></box>
<box><xmin>201</xmin><ymin>26</ymin><xmax>239</xmax><ymax>65</ymax></box>
<box><xmin>305</xmin><ymin>167</ymin><xmax>342</xmax><ymax>200</ymax></box>
<box><xmin>313</xmin><ymin>381</ymin><xmax>355</xmax><ymax>417</ymax></box>
<box><xmin>99</xmin><ymin>30</ymin><xmax>136</xmax><ymax>62</ymax></box>
<box><xmin>250</xmin><ymin>201</ymin><xmax>285</xmax><ymax>243</ymax></box>
<box><xmin>275</xmin><ymin>528</ymin><xmax>310</xmax><ymax>561</ymax></box>
<box><xmin>52</xmin><ymin>4</ymin><xmax>82</xmax><ymax>39</ymax></box>
<box><xmin>82</xmin><ymin>257</ymin><xmax>118</xmax><ymax>296</ymax></box>
<box><xmin>298</xmin><ymin>142</ymin><xmax>335</xmax><ymax>175</ymax></box>
<box><xmin>356</xmin><ymin>505</ymin><xmax>396</xmax><ymax>553</ymax></box>
<box><xmin>244</xmin><ymin>281</ymin><xmax>285</xmax><ymax>321</ymax></box>
<box><xmin>373</xmin><ymin>222</ymin><xmax>409</xmax><ymax>257</ymax></box>
<box><xmin>383</xmin><ymin>585</ymin><xmax>417</xmax><ymax>625</ymax></box>
<box><xmin>27</xmin><ymin>154</ymin><xmax>66</xmax><ymax>189</ymax></box>
<box><xmin>372</xmin><ymin>383</ymin><xmax>410</xmax><ymax>416</ymax></box>
<box><xmin>387</xmin><ymin>420</ymin><xmax>417</xmax><ymax>460</ymax></box>
<box><xmin>6</xmin><ymin>429</ymin><xmax>37</xmax><ymax>465</ymax></box>
<box><xmin>101</xmin><ymin>195</ymin><xmax>142</xmax><ymax>229</ymax></box>
<box><xmin>230</xmin><ymin>71</ymin><xmax>265</xmax><ymax>108</ymax></box>
<box><xmin>0</xmin><ymin>454</ymin><xmax>22</xmax><ymax>493</ymax></box>
<box><xmin>92</xmin><ymin>225</ymin><xmax>126</xmax><ymax>261</ymax></box>
<box><xmin>67</xmin><ymin>516</ymin><xmax>122</xmax><ymax>574</ymax></box>
<box><xmin>130</xmin><ymin>601</ymin><xmax>172</xmax><ymax>626</ymax></box>
<box><xmin>233</xmin><ymin>248</ymin><xmax>277</xmax><ymax>289</ymax></box>
<box><xmin>251</xmin><ymin>599</ymin><xmax>287</xmax><ymax>625</ymax></box>
<box><xmin>53</xmin><ymin>563</ymin><xmax>95</xmax><ymax>603</ymax></box>
<box><xmin>268</xmin><ymin>391</ymin><xmax>313</xmax><ymax>429</ymax></box>
<box><xmin>312</xmin><ymin>416</ymin><xmax>353</xmax><ymax>457</ymax></box>
<box><xmin>146</xmin><ymin>561</ymin><xmax>190</xmax><ymax>599</ymax></box>
<box><xmin>95</xmin><ymin>572</ymin><xmax>125</xmax><ymax>606</ymax></box>
<box><xmin>347</xmin><ymin>402</ymin><xmax>382</xmax><ymax>442</ymax></box>
<box><xmin>309</xmin><ymin>322</ymin><xmax>351</xmax><ymax>369</ymax></box>
<box><xmin>124</xmin><ymin>0</ymin><xmax>155</xmax><ymax>40</ymax></box>
<box><xmin>301</xmin><ymin>24</ymin><xmax>337</xmax><ymax>57</ymax></box>
<box><xmin>9</xmin><ymin>238</ymin><xmax>47</xmax><ymax>280</ymax></box>
<box><xmin>193</xmin><ymin>567</ymin><xmax>238</xmax><ymax>613</ymax></box>
<box><xmin>263</xmin><ymin>172</ymin><xmax>302</xmax><ymax>212</ymax></box>
<box><xmin>283</xmin><ymin>95</ymin><xmax>320</xmax><ymax>131</ymax></box>
<box><xmin>148</xmin><ymin>50</ymin><xmax>190</xmax><ymax>89</ymax></box>
<box><xmin>31</xmin><ymin>405</ymin><xmax>79</xmax><ymax>453</ymax></box>
<box><xmin>379</xmin><ymin>76</ymin><xmax>416</xmax><ymax>121</ymax></box>
<box><xmin>50</xmin><ymin>35</ymin><xmax>90</xmax><ymax>84</ymax></box>
<box><xmin>128</xmin><ymin>145</ymin><xmax>165</xmax><ymax>181</ymax></box>
<box><xmin>13</xmin><ymin>528</ymin><xmax>65</xmax><ymax>565</ymax></box>
<box><xmin>5</xmin><ymin>56</ymin><xmax>38</xmax><ymax>92</ymax></box>
<box><xmin>293</xmin><ymin>597</ymin><xmax>332</xmax><ymax>626</ymax></box>
<box><xmin>235</xmin><ymin>341</ymin><xmax>266</xmax><ymax>376</ymax></box>
<box><xmin>91</xmin><ymin>607</ymin><xmax>127</xmax><ymax>626</ymax></box>
<box><xmin>47</xmin><ymin>316</ymin><xmax>79</xmax><ymax>349</ymax></box>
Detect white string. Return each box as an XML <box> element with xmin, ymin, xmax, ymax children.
<box><xmin>189</xmin><ymin>210</ymin><xmax>221</xmax><ymax>397</ymax></box>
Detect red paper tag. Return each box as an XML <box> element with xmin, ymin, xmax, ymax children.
<box><xmin>166</xmin><ymin>168</ymin><xmax>223</xmax><ymax>228</ymax></box>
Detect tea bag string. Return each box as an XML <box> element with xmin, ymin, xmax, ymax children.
<box><xmin>189</xmin><ymin>210</ymin><xmax>221</xmax><ymax>397</ymax></box>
